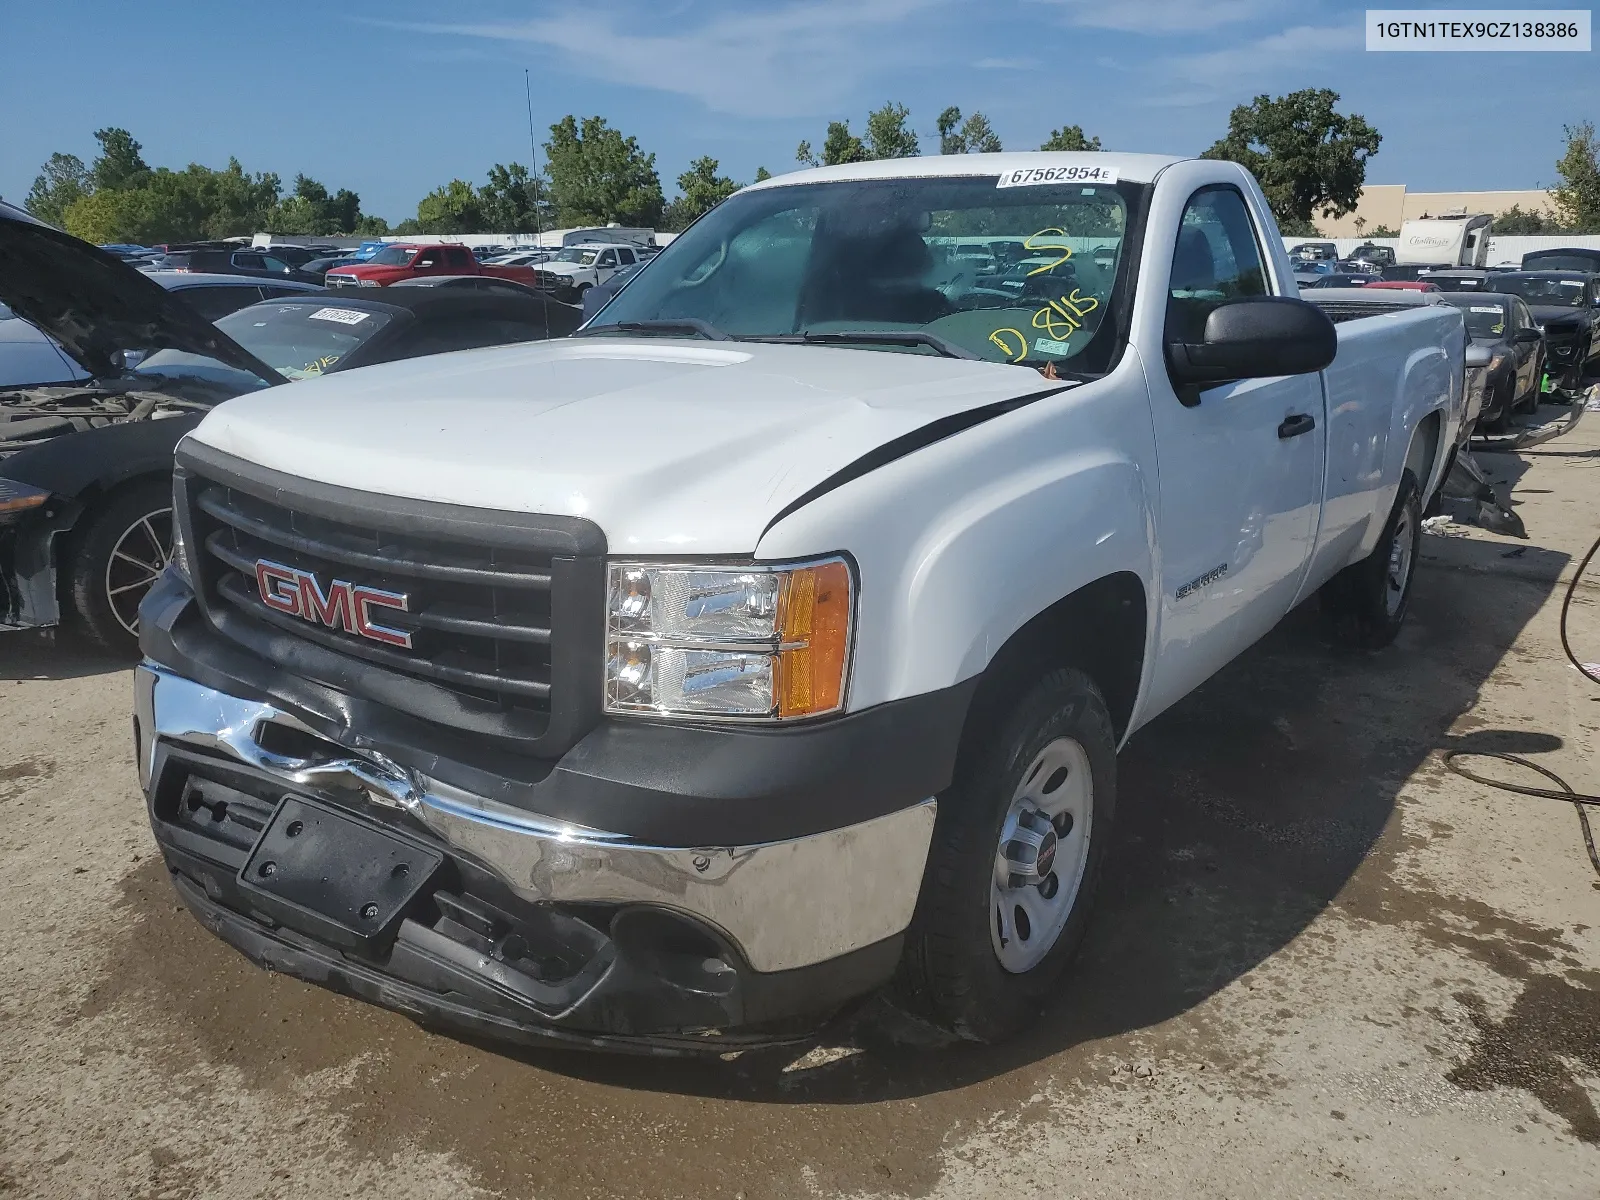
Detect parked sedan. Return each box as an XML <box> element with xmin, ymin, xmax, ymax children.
<box><xmin>0</xmin><ymin>205</ymin><xmax>581</xmax><ymax>653</ymax></box>
<box><xmin>148</xmin><ymin>247</ymin><xmax>321</xmax><ymax>284</ymax></box>
<box><xmin>1440</xmin><ymin>293</ymin><xmax>1545</xmax><ymax>430</ymax></box>
<box><xmin>1487</xmin><ymin>271</ymin><xmax>1600</xmax><ymax>394</ymax></box>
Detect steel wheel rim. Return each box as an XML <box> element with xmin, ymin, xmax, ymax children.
<box><xmin>104</xmin><ymin>506</ymin><xmax>174</xmax><ymax>636</ymax></box>
<box><xmin>1386</xmin><ymin>507</ymin><xmax>1414</xmax><ymax>617</ymax></box>
<box><xmin>990</xmin><ymin>736</ymin><xmax>1094</xmax><ymax>974</ymax></box>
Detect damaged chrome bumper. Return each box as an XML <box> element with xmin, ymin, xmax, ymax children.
<box><xmin>134</xmin><ymin>664</ymin><xmax>935</xmax><ymax>980</ymax></box>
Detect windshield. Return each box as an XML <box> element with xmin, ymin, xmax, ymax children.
<box><xmin>1443</xmin><ymin>298</ymin><xmax>1509</xmax><ymax>338</ymax></box>
<box><xmin>556</xmin><ymin>248</ymin><xmax>600</xmax><ymax>264</ymax></box>
<box><xmin>1523</xmin><ymin>254</ymin><xmax>1600</xmax><ymax>273</ymax></box>
<box><xmin>591</xmin><ymin>176</ymin><xmax>1138</xmax><ymax>371</ymax></box>
<box><xmin>368</xmin><ymin>246</ymin><xmax>416</xmax><ymax>266</ymax></box>
<box><xmin>139</xmin><ymin>303</ymin><xmax>393</xmax><ymax>383</ymax></box>
<box><xmin>1495</xmin><ymin>276</ymin><xmax>1586</xmax><ymax>307</ymax></box>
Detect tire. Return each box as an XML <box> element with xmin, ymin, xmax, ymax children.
<box><xmin>65</xmin><ymin>479</ymin><xmax>175</xmax><ymax>655</ymax></box>
<box><xmin>1516</xmin><ymin>373</ymin><xmax>1539</xmax><ymax>414</ymax></box>
<box><xmin>1320</xmin><ymin>468</ymin><xmax>1421</xmax><ymax>650</ymax></box>
<box><xmin>897</xmin><ymin>667</ymin><xmax>1117</xmax><ymax>1043</ymax></box>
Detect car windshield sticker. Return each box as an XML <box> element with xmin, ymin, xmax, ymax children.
<box><xmin>989</xmin><ymin>328</ymin><xmax>1027</xmax><ymax>361</ymax></box>
<box><xmin>997</xmin><ymin>164</ymin><xmax>1119</xmax><ymax>189</ymax></box>
<box><xmin>1034</xmin><ymin>336</ymin><xmax>1072</xmax><ymax>355</ymax></box>
<box><xmin>307</xmin><ymin>307</ymin><xmax>370</xmax><ymax>325</ymax></box>
<box><xmin>1024</xmin><ymin>228</ymin><xmax>1073</xmax><ymax>277</ymax></box>
<box><xmin>1470</xmin><ymin>306</ymin><xmax>1503</xmax><ymax>313</ymax></box>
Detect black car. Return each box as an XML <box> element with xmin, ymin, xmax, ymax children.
<box><xmin>1486</xmin><ymin>271</ymin><xmax>1600</xmax><ymax>394</ymax></box>
<box><xmin>1439</xmin><ymin>293</ymin><xmax>1545</xmax><ymax>429</ymax></box>
<box><xmin>1290</xmin><ymin>240</ymin><xmax>1339</xmax><ymax>262</ymax></box>
<box><xmin>1342</xmin><ymin>243</ymin><xmax>1396</xmax><ymax>272</ymax></box>
<box><xmin>151</xmin><ymin>248</ymin><xmax>321</xmax><ymax>284</ymax></box>
<box><xmin>1417</xmin><ymin>269</ymin><xmax>1493</xmax><ymax>293</ymax></box>
<box><xmin>1521</xmin><ymin>247</ymin><xmax>1600</xmax><ymax>275</ymax></box>
<box><xmin>0</xmin><ymin>206</ymin><xmax>581</xmax><ymax>652</ymax></box>
<box><xmin>294</xmin><ymin>254</ymin><xmax>359</xmax><ymax>282</ymax></box>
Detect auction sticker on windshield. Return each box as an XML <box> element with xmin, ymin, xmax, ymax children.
<box><xmin>307</xmin><ymin>307</ymin><xmax>371</xmax><ymax>325</ymax></box>
<box><xmin>997</xmin><ymin>165</ymin><xmax>1119</xmax><ymax>189</ymax></box>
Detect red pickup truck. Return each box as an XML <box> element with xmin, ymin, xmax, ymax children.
<box><xmin>324</xmin><ymin>243</ymin><xmax>538</xmax><ymax>289</ymax></box>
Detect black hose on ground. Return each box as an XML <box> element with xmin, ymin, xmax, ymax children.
<box><xmin>1443</xmin><ymin>525</ymin><xmax>1600</xmax><ymax>879</ymax></box>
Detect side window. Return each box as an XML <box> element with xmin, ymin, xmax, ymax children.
<box><xmin>1166</xmin><ymin>186</ymin><xmax>1269</xmax><ymax>345</ymax></box>
<box><xmin>444</xmin><ymin>247</ymin><xmax>472</xmax><ymax>268</ymax></box>
<box><xmin>261</xmin><ymin>256</ymin><xmax>290</xmax><ymax>273</ymax></box>
<box><xmin>415</xmin><ymin>248</ymin><xmax>443</xmax><ymax>268</ymax></box>
<box><xmin>232</xmin><ymin>253</ymin><xmax>265</xmax><ymax>270</ymax></box>
<box><xmin>617</xmin><ymin>248</ymin><xmax>636</xmax><ymax>266</ymax></box>
<box><xmin>1514</xmin><ymin>298</ymin><xmax>1533</xmax><ymax>328</ymax></box>
<box><xmin>597</xmin><ymin>250</ymin><xmax>618</xmax><ymax>268</ymax></box>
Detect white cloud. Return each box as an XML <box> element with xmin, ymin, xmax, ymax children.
<box><xmin>1148</xmin><ymin>23</ymin><xmax>1364</xmax><ymax>102</ymax></box>
<box><xmin>1032</xmin><ymin>0</ymin><xmax>1284</xmax><ymax>34</ymax></box>
<box><xmin>974</xmin><ymin>56</ymin><xmax>1039</xmax><ymax>69</ymax></box>
<box><xmin>386</xmin><ymin>0</ymin><xmax>946</xmax><ymax>118</ymax></box>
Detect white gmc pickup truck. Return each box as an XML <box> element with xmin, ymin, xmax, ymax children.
<box><xmin>134</xmin><ymin>153</ymin><xmax>1464</xmax><ymax>1053</ymax></box>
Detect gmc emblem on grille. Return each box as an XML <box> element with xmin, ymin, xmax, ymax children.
<box><xmin>254</xmin><ymin>559</ymin><xmax>413</xmax><ymax>649</ymax></box>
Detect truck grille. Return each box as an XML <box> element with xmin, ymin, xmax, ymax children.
<box><xmin>175</xmin><ymin>443</ymin><xmax>606</xmax><ymax>754</ymax></box>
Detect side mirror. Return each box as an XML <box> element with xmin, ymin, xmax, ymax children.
<box><xmin>114</xmin><ymin>349</ymin><xmax>147</xmax><ymax>370</ymax></box>
<box><xmin>1166</xmin><ymin>296</ymin><xmax>1337</xmax><ymax>390</ymax></box>
<box><xmin>1514</xmin><ymin>327</ymin><xmax>1543</xmax><ymax>343</ymax></box>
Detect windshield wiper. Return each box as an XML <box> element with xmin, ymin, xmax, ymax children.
<box><xmin>753</xmin><ymin>330</ymin><xmax>979</xmax><ymax>360</ymax></box>
<box><xmin>574</xmin><ymin>319</ymin><xmax>732</xmax><ymax>341</ymax></box>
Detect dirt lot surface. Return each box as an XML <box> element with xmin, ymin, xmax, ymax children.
<box><xmin>5</xmin><ymin>400</ymin><xmax>1600</xmax><ymax>1199</ymax></box>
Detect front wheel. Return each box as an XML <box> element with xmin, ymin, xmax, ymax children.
<box><xmin>897</xmin><ymin>668</ymin><xmax>1116</xmax><ymax>1043</ymax></box>
<box><xmin>66</xmin><ymin>479</ymin><xmax>175</xmax><ymax>654</ymax></box>
<box><xmin>1320</xmin><ymin>468</ymin><xmax>1421</xmax><ymax>650</ymax></box>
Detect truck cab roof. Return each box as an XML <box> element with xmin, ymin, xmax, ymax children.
<box><xmin>746</xmin><ymin>151</ymin><xmax>1184</xmax><ymax>190</ymax></box>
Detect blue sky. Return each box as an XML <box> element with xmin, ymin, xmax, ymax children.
<box><xmin>3</xmin><ymin>0</ymin><xmax>1596</xmax><ymax>224</ymax></box>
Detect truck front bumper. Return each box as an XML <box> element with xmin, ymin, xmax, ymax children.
<box><xmin>135</xmin><ymin>663</ymin><xmax>945</xmax><ymax>1053</ymax></box>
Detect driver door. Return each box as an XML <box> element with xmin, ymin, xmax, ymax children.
<box><xmin>1142</xmin><ymin>184</ymin><xmax>1327</xmax><ymax>718</ymax></box>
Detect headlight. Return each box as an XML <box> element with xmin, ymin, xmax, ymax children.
<box><xmin>605</xmin><ymin>557</ymin><xmax>854</xmax><ymax>720</ymax></box>
<box><xmin>1489</xmin><ymin>354</ymin><xmax>1506</xmax><ymax>373</ymax></box>
<box><xmin>358</xmin><ymin>278</ymin><xmax>380</xmax><ymax>287</ymax></box>
<box><xmin>0</xmin><ymin>478</ymin><xmax>51</xmax><ymax>525</ymax></box>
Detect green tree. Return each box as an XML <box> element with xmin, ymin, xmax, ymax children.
<box><xmin>543</xmin><ymin>115</ymin><xmax>665</xmax><ymax>227</ymax></box>
<box><xmin>89</xmin><ymin>127</ymin><xmax>151</xmax><ymax>192</ymax></box>
<box><xmin>269</xmin><ymin>174</ymin><xmax>363</xmax><ymax>235</ymax></box>
<box><xmin>1551</xmin><ymin>120</ymin><xmax>1600</xmax><ymax>232</ymax></box>
<box><xmin>1040</xmin><ymin>125</ymin><xmax>1102</xmax><ymax>152</ymax></box>
<box><xmin>1201</xmin><ymin>89</ymin><xmax>1380</xmax><ymax>227</ymax></box>
<box><xmin>661</xmin><ymin>156</ymin><xmax>741</xmax><ymax>231</ymax></box>
<box><xmin>479</xmin><ymin>162</ymin><xmax>552</xmax><ymax>233</ymax></box>
<box><xmin>411</xmin><ymin>179</ymin><xmax>487</xmax><ymax>234</ymax></box>
<box><xmin>24</xmin><ymin>153</ymin><xmax>91</xmax><ymax>227</ymax></box>
<box><xmin>865</xmin><ymin>102</ymin><xmax>919</xmax><ymax>159</ymax></box>
<box><xmin>61</xmin><ymin>158</ymin><xmax>280</xmax><ymax>243</ymax></box>
<box><xmin>1367</xmin><ymin>224</ymin><xmax>1398</xmax><ymax>237</ymax></box>
<box><xmin>938</xmin><ymin>107</ymin><xmax>1003</xmax><ymax>154</ymax></box>
<box><xmin>1492</xmin><ymin>204</ymin><xmax>1567</xmax><ymax>235</ymax></box>
<box><xmin>797</xmin><ymin>121</ymin><xmax>869</xmax><ymax>167</ymax></box>
<box><xmin>753</xmin><ymin>166</ymin><xmax>773</xmax><ymax>182</ymax></box>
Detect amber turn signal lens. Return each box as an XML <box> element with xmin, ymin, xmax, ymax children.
<box><xmin>776</xmin><ymin>559</ymin><xmax>852</xmax><ymax>718</ymax></box>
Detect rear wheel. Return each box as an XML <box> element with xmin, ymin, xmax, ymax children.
<box><xmin>897</xmin><ymin>668</ymin><xmax>1116</xmax><ymax>1042</ymax></box>
<box><xmin>1320</xmin><ymin>468</ymin><xmax>1421</xmax><ymax>650</ymax></box>
<box><xmin>66</xmin><ymin>479</ymin><xmax>174</xmax><ymax>655</ymax></box>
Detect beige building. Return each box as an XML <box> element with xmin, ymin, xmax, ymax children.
<box><xmin>1319</xmin><ymin>185</ymin><xmax>1556</xmax><ymax>237</ymax></box>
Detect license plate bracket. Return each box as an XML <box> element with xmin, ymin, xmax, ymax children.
<box><xmin>238</xmin><ymin>794</ymin><xmax>443</xmax><ymax>951</ymax></box>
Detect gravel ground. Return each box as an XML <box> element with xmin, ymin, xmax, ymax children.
<box><xmin>4</xmin><ymin>399</ymin><xmax>1600</xmax><ymax>1199</ymax></box>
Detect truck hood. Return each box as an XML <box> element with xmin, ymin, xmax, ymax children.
<box><xmin>537</xmin><ymin>262</ymin><xmax>589</xmax><ymax>277</ymax></box>
<box><xmin>188</xmin><ymin>337</ymin><xmax>1066</xmax><ymax>553</ymax></box>
<box><xmin>0</xmin><ymin>203</ymin><xmax>283</xmax><ymax>385</ymax></box>
<box><xmin>1529</xmin><ymin>306</ymin><xmax>1589</xmax><ymax>329</ymax></box>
